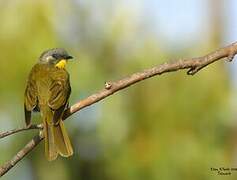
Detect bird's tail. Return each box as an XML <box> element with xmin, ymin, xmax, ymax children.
<box><xmin>53</xmin><ymin>119</ymin><xmax>73</xmax><ymax>157</ymax></box>
<box><xmin>43</xmin><ymin>108</ymin><xmax>73</xmax><ymax>161</ymax></box>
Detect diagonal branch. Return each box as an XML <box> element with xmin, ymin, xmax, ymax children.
<box><xmin>0</xmin><ymin>135</ymin><xmax>43</xmax><ymax>176</ymax></box>
<box><xmin>63</xmin><ymin>41</ymin><xmax>237</xmax><ymax>118</ymax></box>
<box><xmin>1</xmin><ymin>41</ymin><xmax>237</xmax><ymax>177</ymax></box>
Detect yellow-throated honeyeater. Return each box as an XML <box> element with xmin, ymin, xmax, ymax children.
<box><xmin>24</xmin><ymin>48</ymin><xmax>74</xmax><ymax>161</ymax></box>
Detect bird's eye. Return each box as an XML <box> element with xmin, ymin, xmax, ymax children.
<box><xmin>52</xmin><ymin>54</ymin><xmax>59</xmax><ymax>59</ymax></box>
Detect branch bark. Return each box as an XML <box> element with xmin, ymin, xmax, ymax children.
<box><xmin>0</xmin><ymin>124</ymin><xmax>42</xmax><ymax>139</ymax></box>
<box><xmin>1</xmin><ymin>41</ymin><xmax>237</xmax><ymax>177</ymax></box>
<box><xmin>0</xmin><ymin>135</ymin><xmax>43</xmax><ymax>176</ymax></box>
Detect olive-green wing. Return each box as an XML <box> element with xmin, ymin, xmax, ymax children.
<box><xmin>24</xmin><ymin>80</ymin><xmax>38</xmax><ymax>126</ymax></box>
<box><xmin>48</xmin><ymin>78</ymin><xmax>71</xmax><ymax>124</ymax></box>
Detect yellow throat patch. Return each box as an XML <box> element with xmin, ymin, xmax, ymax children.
<box><xmin>55</xmin><ymin>59</ymin><xmax>67</xmax><ymax>69</ymax></box>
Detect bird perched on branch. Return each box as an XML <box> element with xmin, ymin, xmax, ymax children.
<box><xmin>24</xmin><ymin>48</ymin><xmax>74</xmax><ymax>161</ymax></box>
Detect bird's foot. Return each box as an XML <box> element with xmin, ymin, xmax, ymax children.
<box><xmin>39</xmin><ymin>129</ymin><xmax>44</xmax><ymax>138</ymax></box>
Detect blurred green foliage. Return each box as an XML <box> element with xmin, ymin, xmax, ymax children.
<box><xmin>0</xmin><ymin>1</ymin><xmax>235</xmax><ymax>180</ymax></box>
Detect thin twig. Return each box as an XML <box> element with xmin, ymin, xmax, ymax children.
<box><xmin>1</xmin><ymin>41</ymin><xmax>237</xmax><ymax>177</ymax></box>
<box><xmin>0</xmin><ymin>124</ymin><xmax>43</xmax><ymax>139</ymax></box>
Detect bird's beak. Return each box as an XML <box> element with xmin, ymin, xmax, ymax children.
<box><xmin>66</xmin><ymin>55</ymin><xmax>73</xmax><ymax>60</ymax></box>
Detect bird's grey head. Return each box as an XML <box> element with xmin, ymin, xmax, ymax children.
<box><xmin>39</xmin><ymin>48</ymin><xmax>73</xmax><ymax>64</ymax></box>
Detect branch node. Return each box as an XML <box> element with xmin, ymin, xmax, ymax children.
<box><xmin>105</xmin><ymin>81</ymin><xmax>112</xmax><ymax>89</ymax></box>
<box><xmin>226</xmin><ymin>53</ymin><xmax>235</xmax><ymax>62</ymax></box>
<box><xmin>187</xmin><ymin>67</ymin><xmax>198</xmax><ymax>75</ymax></box>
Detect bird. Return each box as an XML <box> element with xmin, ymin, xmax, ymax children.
<box><xmin>24</xmin><ymin>48</ymin><xmax>74</xmax><ymax>161</ymax></box>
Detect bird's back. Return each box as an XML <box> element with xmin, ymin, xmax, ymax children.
<box><xmin>29</xmin><ymin>63</ymin><xmax>70</xmax><ymax>108</ymax></box>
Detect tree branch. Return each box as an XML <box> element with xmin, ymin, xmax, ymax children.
<box><xmin>0</xmin><ymin>135</ymin><xmax>43</xmax><ymax>176</ymax></box>
<box><xmin>63</xmin><ymin>41</ymin><xmax>237</xmax><ymax>118</ymax></box>
<box><xmin>0</xmin><ymin>124</ymin><xmax>42</xmax><ymax>139</ymax></box>
<box><xmin>1</xmin><ymin>41</ymin><xmax>237</xmax><ymax>177</ymax></box>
